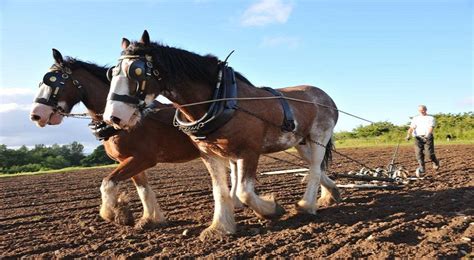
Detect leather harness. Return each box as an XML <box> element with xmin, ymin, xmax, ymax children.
<box><xmin>173</xmin><ymin>62</ymin><xmax>238</xmax><ymax>139</ymax></box>
<box><xmin>260</xmin><ymin>87</ymin><xmax>296</xmax><ymax>132</ymax></box>
<box><xmin>35</xmin><ymin>64</ymin><xmax>86</xmax><ymax>111</ymax></box>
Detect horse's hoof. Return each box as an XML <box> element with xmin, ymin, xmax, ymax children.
<box><xmin>331</xmin><ymin>187</ymin><xmax>342</xmax><ymax>203</ymax></box>
<box><xmin>113</xmin><ymin>206</ymin><xmax>134</xmax><ymax>226</ymax></box>
<box><xmin>99</xmin><ymin>208</ymin><xmax>115</xmax><ymax>223</ymax></box>
<box><xmin>199</xmin><ymin>226</ymin><xmax>234</xmax><ymax>242</ymax></box>
<box><xmin>134</xmin><ymin>218</ymin><xmax>167</xmax><ymax>230</ymax></box>
<box><xmin>256</xmin><ymin>203</ymin><xmax>286</xmax><ymax>220</ymax></box>
<box><xmin>318</xmin><ymin>188</ymin><xmax>341</xmax><ymax>207</ymax></box>
<box><xmin>294</xmin><ymin>203</ymin><xmax>317</xmax><ymax>216</ymax></box>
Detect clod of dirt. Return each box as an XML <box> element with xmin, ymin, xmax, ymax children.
<box><xmin>113</xmin><ymin>193</ymin><xmax>134</xmax><ymax>226</ymax></box>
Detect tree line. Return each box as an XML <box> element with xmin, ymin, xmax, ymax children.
<box><xmin>335</xmin><ymin>112</ymin><xmax>474</xmax><ymax>143</ymax></box>
<box><xmin>0</xmin><ymin>142</ymin><xmax>115</xmax><ymax>174</ymax></box>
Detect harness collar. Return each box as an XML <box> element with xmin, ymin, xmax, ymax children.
<box><xmin>173</xmin><ymin>62</ymin><xmax>238</xmax><ymax>139</ymax></box>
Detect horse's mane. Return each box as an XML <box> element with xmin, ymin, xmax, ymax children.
<box><xmin>62</xmin><ymin>57</ymin><xmax>110</xmax><ymax>84</ymax></box>
<box><xmin>123</xmin><ymin>42</ymin><xmax>255</xmax><ymax>87</ymax></box>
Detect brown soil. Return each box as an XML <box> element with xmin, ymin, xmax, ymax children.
<box><xmin>1</xmin><ymin>145</ymin><xmax>472</xmax><ymax>258</ymax></box>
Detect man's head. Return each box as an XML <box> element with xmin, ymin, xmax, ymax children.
<box><xmin>418</xmin><ymin>105</ymin><xmax>427</xmax><ymax>116</ymax></box>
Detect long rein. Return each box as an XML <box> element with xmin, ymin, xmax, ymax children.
<box><xmin>58</xmin><ymin>95</ymin><xmax>374</xmax><ymax>123</ymax></box>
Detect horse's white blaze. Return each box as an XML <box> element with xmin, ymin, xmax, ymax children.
<box><xmin>201</xmin><ymin>156</ymin><xmax>235</xmax><ymax>233</ymax></box>
<box><xmin>103</xmin><ymin>59</ymin><xmax>140</xmax><ymax>130</ymax></box>
<box><xmin>30</xmin><ymin>84</ymin><xmax>54</xmax><ymax>127</ymax></box>
<box><xmin>36</xmin><ymin>83</ymin><xmax>52</xmax><ymax>99</ymax></box>
<box><xmin>136</xmin><ymin>184</ymin><xmax>165</xmax><ymax>222</ymax></box>
<box><xmin>99</xmin><ymin>180</ymin><xmax>118</xmax><ymax>220</ymax></box>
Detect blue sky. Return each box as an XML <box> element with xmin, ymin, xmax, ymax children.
<box><xmin>0</xmin><ymin>0</ymin><xmax>472</xmax><ymax>151</ymax></box>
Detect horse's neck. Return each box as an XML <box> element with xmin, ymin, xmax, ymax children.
<box><xmin>74</xmin><ymin>69</ymin><xmax>109</xmax><ymax>120</ymax></box>
<box><xmin>165</xmin><ymin>81</ymin><xmax>214</xmax><ymax>120</ymax></box>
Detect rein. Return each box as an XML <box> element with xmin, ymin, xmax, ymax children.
<box><xmin>145</xmin><ymin>96</ymin><xmax>375</xmax><ymax>124</ymax></box>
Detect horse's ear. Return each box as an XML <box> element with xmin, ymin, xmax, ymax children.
<box><xmin>52</xmin><ymin>48</ymin><xmax>64</xmax><ymax>64</ymax></box>
<box><xmin>122</xmin><ymin>38</ymin><xmax>130</xmax><ymax>50</ymax></box>
<box><xmin>140</xmin><ymin>30</ymin><xmax>150</xmax><ymax>46</ymax></box>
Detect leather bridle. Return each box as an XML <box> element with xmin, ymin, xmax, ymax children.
<box><xmin>35</xmin><ymin>64</ymin><xmax>85</xmax><ymax>112</ymax></box>
<box><xmin>107</xmin><ymin>54</ymin><xmax>161</xmax><ymax>111</ymax></box>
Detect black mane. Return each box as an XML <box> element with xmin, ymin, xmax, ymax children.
<box><xmin>63</xmin><ymin>57</ymin><xmax>110</xmax><ymax>84</ymax></box>
<box><xmin>123</xmin><ymin>42</ymin><xmax>255</xmax><ymax>87</ymax></box>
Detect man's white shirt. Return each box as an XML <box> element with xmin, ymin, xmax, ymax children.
<box><xmin>410</xmin><ymin>115</ymin><xmax>436</xmax><ymax>136</ymax></box>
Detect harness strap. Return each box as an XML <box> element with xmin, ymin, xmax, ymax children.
<box><xmin>173</xmin><ymin>63</ymin><xmax>238</xmax><ymax>139</ymax></box>
<box><xmin>261</xmin><ymin>87</ymin><xmax>296</xmax><ymax>132</ymax></box>
<box><xmin>110</xmin><ymin>93</ymin><xmax>145</xmax><ymax>106</ymax></box>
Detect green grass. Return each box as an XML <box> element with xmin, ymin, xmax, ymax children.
<box><xmin>334</xmin><ymin>138</ymin><xmax>474</xmax><ymax>148</ymax></box>
<box><xmin>0</xmin><ymin>164</ymin><xmax>117</xmax><ymax>178</ymax></box>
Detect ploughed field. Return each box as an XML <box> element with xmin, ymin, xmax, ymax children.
<box><xmin>1</xmin><ymin>145</ymin><xmax>472</xmax><ymax>258</ymax></box>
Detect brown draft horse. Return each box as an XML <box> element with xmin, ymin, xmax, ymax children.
<box><xmin>30</xmin><ymin>49</ymin><xmax>200</xmax><ymax>229</ymax></box>
<box><xmin>104</xmin><ymin>31</ymin><xmax>341</xmax><ymax>240</ymax></box>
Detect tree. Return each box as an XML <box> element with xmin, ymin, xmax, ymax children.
<box><xmin>81</xmin><ymin>145</ymin><xmax>116</xmax><ymax>166</ymax></box>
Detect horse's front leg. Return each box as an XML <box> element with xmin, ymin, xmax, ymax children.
<box><xmin>199</xmin><ymin>155</ymin><xmax>236</xmax><ymax>241</ymax></box>
<box><xmin>132</xmin><ymin>171</ymin><xmax>166</xmax><ymax>229</ymax></box>
<box><xmin>100</xmin><ymin>156</ymin><xmax>155</xmax><ymax>226</ymax></box>
<box><xmin>236</xmin><ymin>154</ymin><xmax>286</xmax><ymax>220</ymax></box>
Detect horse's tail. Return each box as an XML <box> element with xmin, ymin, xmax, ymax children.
<box><xmin>321</xmin><ymin>137</ymin><xmax>333</xmax><ymax>171</ymax></box>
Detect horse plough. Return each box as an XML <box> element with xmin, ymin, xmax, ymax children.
<box><xmin>261</xmin><ymin>142</ymin><xmax>422</xmax><ymax>190</ymax></box>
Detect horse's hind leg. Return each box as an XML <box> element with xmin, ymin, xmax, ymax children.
<box><xmin>296</xmin><ymin>144</ymin><xmax>341</xmax><ymax>207</ymax></box>
<box><xmin>229</xmin><ymin>160</ymin><xmax>244</xmax><ymax>208</ymax></box>
<box><xmin>236</xmin><ymin>154</ymin><xmax>286</xmax><ymax>220</ymax></box>
<box><xmin>199</xmin><ymin>155</ymin><xmax>236</xmax><ymax>241</ymax></box>
<box><xmin>296</xmin><ymin>131</ymin><xmax>332</xmax><ymax>214</ymax></box>
<box><xmin>132</xmin><ymin>171</ymin><xmax>166</xmax><ymax>230</ymax></box>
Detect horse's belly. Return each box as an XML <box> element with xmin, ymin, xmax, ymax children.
<box><xmin>262</xmin><ymin>131</ymin><xmax>301</xmax><ymax>153</ymax></box>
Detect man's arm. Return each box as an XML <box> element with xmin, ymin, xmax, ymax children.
<box><xmin>406</xmin><ymin>127</ymin><xmax>414</xmax><ymax>141</ymax></box>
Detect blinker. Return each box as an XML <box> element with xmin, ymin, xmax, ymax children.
<box><xmin>43</xmin><ymin>72</ymin><xmax>65</xmax><ymax>88</ymax></box>
<box><xmin>128</xmin><ymin>60</ymin><xmax>147</xmax><ymax>82</ymax></box>
<box><xmin>106</xmin><ymin>66</ymin><xmax>115</xmax><ymax>82</ymax></box>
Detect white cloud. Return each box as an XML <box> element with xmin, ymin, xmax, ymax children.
<box><xmin>0</xmin><ymin>103</ymin><xmax>31</xmax><ymax>113</ymax></box>
<box><xmin>0</xmin><ymin>87</ymin><xmax>37</xmax><ymax>97</ymax></box>
<box><xmin>241</xmin><ymin>0</ymin><xmax>293</xmax><ymax>27</ymax></box>
<box><xmin>260</xmin><ymin>35</ymin><xmax>300</xmax><ymax>49</ymax></box>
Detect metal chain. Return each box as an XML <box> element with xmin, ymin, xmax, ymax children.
<box><xmin>262</xmin><ymin>153</ymin><xmax>307</xmax><ymax>168</ymax></box>
<box><xmin>58</xmin><ymin>111</ymin><xmax>100</xmax><ymax>119</ymax></box>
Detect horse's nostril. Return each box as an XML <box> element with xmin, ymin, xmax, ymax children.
<box><xmin>111</xmin><ymin>116</ymin><xmax>121</xmax><ymax>125</ymax></box>
<box><xmin>30</xmin><ymin>114</ymin><xmax>41</xmax><ymax>121</ymax></box>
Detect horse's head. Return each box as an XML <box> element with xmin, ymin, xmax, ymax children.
<box><xmin>30</xmin><ymin>49</ymin><xmax>85</xmax><ymax>127</ymax></box>
<box><xmin>103</xmin><ymin>30</ymin><xmax>164</xmax><ymax>130</ymax></box>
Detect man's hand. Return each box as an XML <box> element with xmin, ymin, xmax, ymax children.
<box><xmin>405</xmin><ymin>135</ymin><xmax>411</xmax><ymax>141</ymax></box>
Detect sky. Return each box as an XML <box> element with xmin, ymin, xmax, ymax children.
<box><xmin>0</xmin><ymin>0</ymin><xmax>472</xmax><ymax>152</ymax></box>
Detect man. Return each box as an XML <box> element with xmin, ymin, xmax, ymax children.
<box><xmin>406</xmin><ymin>105</ymin><xmax>440</xmax><ymax>174</ymax></box>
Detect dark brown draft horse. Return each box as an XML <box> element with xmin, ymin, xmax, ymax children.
<box><xmin>30</xmin><ymin>49</ymin><xmax>200</xmax><ymax>229</ymax></box>
<box><xmin>104</xmin><ymin>31</ymin><xmax>341</xmax><ymax>240</ymax></box>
